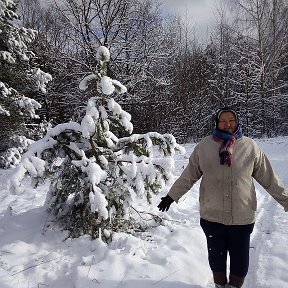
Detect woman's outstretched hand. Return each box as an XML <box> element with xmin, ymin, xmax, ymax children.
<box><xmin>157</xmin><ymin>195</ymin><xmax>174</xmax><ymax>212</ymax></box>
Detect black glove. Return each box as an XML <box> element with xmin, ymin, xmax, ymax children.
<box><xmin>157</xmin><ymin>195</ymin><xmax>174</xmax><ymax>212</ymax></box>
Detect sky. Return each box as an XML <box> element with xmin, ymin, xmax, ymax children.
<box><xmin>35</xmin><ymin>0</ymin><xmax>234</xmax><ymax>44</ymax></box>
<box><xmin>0</xmin><ymin>137</ymin><xmax>287</xmax><ymax>288</ymax></box>
<box><xmin>156</xmin><ymin>0</ymin><xmax>234</xmax><ymax>43</ymax></box>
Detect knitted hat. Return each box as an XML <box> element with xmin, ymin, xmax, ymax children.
<box><xmin>215</xmin><ymin>107</ymin><xmax>238</xmax><ymax>128</ymax></box>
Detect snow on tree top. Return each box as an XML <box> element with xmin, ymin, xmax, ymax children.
<box><xmin>96</xmin><ymin>46</ymin><xmax>110</xmax><ymax>62</ymax></box>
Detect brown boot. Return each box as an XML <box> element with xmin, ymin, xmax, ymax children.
<box><xmin>213</xmin><ymin>271</ymin><xmax>227</xmax><ymax>286</ymax></box>
<box><xmin>228</xmin><ymin>274</ymin><xmax>245</xmax><ymax>288</ymax></box>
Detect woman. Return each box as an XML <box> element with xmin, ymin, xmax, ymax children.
<box><xmin>158</xmin><ymin>107</ymin><xmax>288</xmax><ymax>288</ymax></box>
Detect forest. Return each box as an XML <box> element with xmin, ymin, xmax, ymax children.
<box><xmin>1</xmin><ymin>0</ymin><xmax>288</xmax><ymax>165</ymax></box>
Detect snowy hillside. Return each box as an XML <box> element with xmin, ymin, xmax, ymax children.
<box><xmin>0</xmin><ymin>137</ymin><xmax>287</xmax><ymax>288</ymax></box>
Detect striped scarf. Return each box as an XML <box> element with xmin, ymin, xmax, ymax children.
<box><xmin>212</xmin><ymin>126</ymin><xmax>243</xmax><ymax>166</ymax></box>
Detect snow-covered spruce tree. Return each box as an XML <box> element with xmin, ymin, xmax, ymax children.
<box><xmin>0</xmin><ymin>0</ymin><xmax>51</xmax><ymax>167</ymax></box>
<box><xmin>9</xmin><ymin>46</ymin><xmax>184</xmax><ymax>241</ymax></box>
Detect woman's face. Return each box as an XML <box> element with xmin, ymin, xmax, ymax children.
<box><xmin>218</xmin><ymin>111</ymin><xmax>237</xmax><ymax>133</ymax></box>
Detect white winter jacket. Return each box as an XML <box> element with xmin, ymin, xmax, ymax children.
<box><xmin>168</xmin><ymin>136</ymin><xmax>288</xmax><ymax>225</ymax></box>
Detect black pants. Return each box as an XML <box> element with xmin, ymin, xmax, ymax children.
<box><xmin>200</xmin><ymin>218</ymin><xmax>254</xmax><ymax>277</ymax></box>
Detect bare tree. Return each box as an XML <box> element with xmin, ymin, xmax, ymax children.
<box><xmin>233</xmin><ymin>0</ymin><xmax>288</xmax><ymax>136</ymax></box>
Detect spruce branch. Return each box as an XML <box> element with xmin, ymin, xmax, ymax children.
<box><xmin>129</xmin><ymin>206</ymin><xmax>182</xmax><ymax>225</ymax></box>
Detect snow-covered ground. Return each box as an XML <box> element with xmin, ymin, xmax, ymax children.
<box><xmin>0</xmin><ymin>137</ymin><xmax>287</xmax><ymax>288</ymax></box>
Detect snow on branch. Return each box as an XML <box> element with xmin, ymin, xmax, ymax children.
<box><xmin>17</xmin><ymin>96</ymin><xmax>42</xmax><ymax>118</ymax></box>
<box><xmin>72</xmin><ymin>151</ymin><xmax>108</xmax><ymax>219</ymax></box>
<box><xmin>29</xmin><ymin>68</ymin><xmax>52</xmax><ymax>93</ymax></box>
<box><xmin>0</xmin><ymin>81</ymin><xmax>12</xmax><ymax>97</ymax></box>
<box><xmin>79</xmin><ymin>74</ymin><xmax>98</xmax><ymax>91</ymax></box>
<box><xmin>9</xmin><ymin>122</ymin><xmax>82</xmax><ymax>194</ymax></box>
